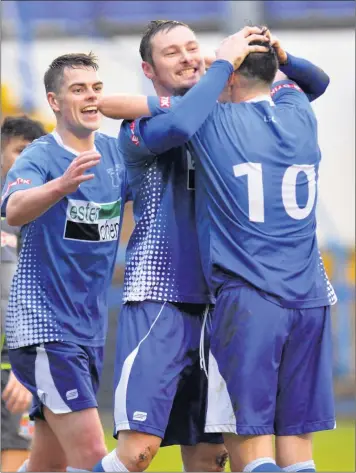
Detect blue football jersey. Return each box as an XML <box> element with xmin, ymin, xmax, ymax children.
<box><xmin>118</xmin><ymin>118</ymin><xmax>212</xmax><ymax>304</ymax></box>
<box><xmin>150</xmin><ymin>81</ymin><xmax>337</xmax><ymax>308</ymax></box>
<box><xmin>1</xmin><ymin>132</ymin><xmax>130</xmax><ymax>348</ymax></box>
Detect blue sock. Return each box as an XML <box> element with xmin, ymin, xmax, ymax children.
<box><xmin>283</xmin><ymin>461</ymin><xmax>316</xmax><ymax>472</ymax></box>
<box><xmin>91</xmin><ymin>461</ymin><xmax>105</xmax><ymax>472</ymax></box>
<box><xmin>244</xmin><ymin>457</ymin><xmax>283</xmax><ymax>472</ymax></box>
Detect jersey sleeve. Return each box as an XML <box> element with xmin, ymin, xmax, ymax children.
<box><xmin>270</xmin><ymin>80</ymin><xmax>312</xmax><ymax>109</ymax></box>
<box><xmin>1</xmin><ymin>144</ymin><xmax>49</xmax><ymax>215</ymax></box>
<box><xmin>147</xmin><ymin>96</ymin><xmax>182</xmax><ymax>116</ymax></box>
<box><xmin>118</xmin><ymin>118</ymin><xmax>156</xmax><ymax>166</ymax></box>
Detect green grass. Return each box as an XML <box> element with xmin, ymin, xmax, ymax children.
<box><xmin>105</xmin><ymin>421</ymin><xmax>355</xmax><ymax>472</ymax></box>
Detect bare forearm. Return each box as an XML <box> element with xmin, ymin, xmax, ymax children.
<box><xmin>98</xmin><ymin>95</ymin><xmax>151</xmax><ymax>120</ymax></box>
<box><xmin>6</xmin><ymin>178</ymin><xmax>66</xmax><ymax>226</ymax></box>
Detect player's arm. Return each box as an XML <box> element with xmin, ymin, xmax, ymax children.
<box><xmin>117</xmin><ymin>59</ymin><xmax>234</xmax><ymax>163</ymax></box>
<box><xmin>2</xmin><ymin>148</ymin><xmax>101</xmax><ymax>226</ymax></box>
<box><xmin>266</xmin><ymin>30</ymin><xmax>329</xmax><ymax>101</ymax></box>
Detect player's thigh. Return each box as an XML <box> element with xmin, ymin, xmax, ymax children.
<box><xmin>181</xmin><ymin>443</ymin><xmax>229</xmax><ymax>472</ymax></box>
<box><xmin>206</xmin><ymin>284</ymin><xmax>291</xmax><ymax>435</ymax></box>
<box><xmin>114</xmin><ymin>301</ymin><xmax>204</xmax><ymax>440</ymax></box>
<box><xmin>28</xmin><ymin>418</ymin><xmax>67</xmax><ymax>472</ymax></box>
<box><xmin>275</xmin><ymin>305</ymin><xmax>335</xmax><ymax>436</ymax></box>
<box><xmin>43</xmin><ymin>406</ymin><xmax>106</xmax><ymax>469</ymax></box>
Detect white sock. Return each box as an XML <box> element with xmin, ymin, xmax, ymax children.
<box><xmin>17</xmin><ymin>460</ymin><xmax>29</xmax><ymax>472</ymax></box>
<box><xmin>283</xmin><ymin>460</ymin><xmax>316</xmax><ymax>472</ymax></box>
<box><xmin>101</xmin><ymin>450</ymin><xmax>129</xmax><ymax>472</ymax></box>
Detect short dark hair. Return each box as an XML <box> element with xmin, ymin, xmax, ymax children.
<box><xmin>1</xmin><ymin>116</ymin><xmax>46</xmax><ymax>146</ymax></box>
<box><xmin>140</xmin><ymin>20</ymin><xmax>192</xmax><ymax>65</ymax></box>
<box><xmin>44</xmin><ymin>52</ymin><xmax>98</xmax><ymax>94</ymax></box>
<box><xmin>237</xmin><ymin>40</ymin><xmax>278</xmax><ymax>86</ymax></box>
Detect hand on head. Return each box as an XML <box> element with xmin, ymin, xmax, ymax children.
<box><xmin>216</xmin><ymin>26</ymin><xmax>271</xmax><ymax>71</ymax></box>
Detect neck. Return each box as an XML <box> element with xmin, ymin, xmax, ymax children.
<box><xmin>55</xmin><ymin>123</ymin><xmax>95</xmax><ymax>153</ymax></box>
<box><xmin>231</xmin><ymin>83</ymin><xmax>271</xmax><ymax>104</ymax></box>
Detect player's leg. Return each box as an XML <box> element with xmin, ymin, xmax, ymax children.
<box><xmin>93</xmin><ymin>301</ymin><xmax>205</xmax><ymax>472</ymax></box>
<box><xmin>163</xmin><ymin>313</ymin><xmax>227</xmax><ymax>472</ymax></box>
<box><xmin>274</xmin><ymin>306</ymin><xmax>335</xmax><ymax>472</ymax></box>
<box><xmin>27</xmin><ymin>418</ymin><xmax>67</xmax><ymax>472</ymax></box>
<box><xmin>1</xmin><ymin>370</ymin><xmax>32</xmax><ymax>472</ymax></box>
<box><xmin>9</xmin><ymin>342</ymin><xmax>107</xmax><ymax>470</ymax></box>
<box><xmin>43</xmin><ymin>407</ymin><xmax>106</xmax><ymax>469</ymax></box>
<box><xmin>205</xmin><ymin>283</ymin><xmax>291</xmax><ymax>472</ymax></box>
<box><xmin>181</xmin><ymin>443</ymin><xmax>228</xmax><ymax>472</ymax></box>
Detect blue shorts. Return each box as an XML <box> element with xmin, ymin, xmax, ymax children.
<box><xmin>9</xmin><ymin>342</ymin><xmax>104</xmax><ymax>420</ymax></box>
<box><xmin>205</xmin><ymin>282</ymin><xmax>336</xmax><ymax>436</ymax></box>
<box><xmin>114</xmin><ymin>301</ymin><xmax>223</xmax><ymax>446</ymax></box>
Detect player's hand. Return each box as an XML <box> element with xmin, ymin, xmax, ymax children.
<box><xmin>263</xmin><ymin>28</ymin><xmax>288</xmax><ymax>65</ymax></box>
<box><xmin>216</xmin><ymin>26</ymin><xmax>270</xmax><ymax>71</ymax></box>
<box><xmin>57</xmin><ymin>150</ymin><xmax>101</xmax><ymax>194</ymax></box>
<box><xmin>204</xmin><ymin>55</ymin><xmax>216</xmax><ymax>70</ymax></box>
<box><xmin>2</xmin><ymin>371</ymin><xmax>32</xmax><ymax>414</ymax></box>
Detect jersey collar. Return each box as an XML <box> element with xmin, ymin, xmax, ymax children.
<box><xmin>51</xmin><ymin>130</ymin><xmax>98</xmax><ymax>155</ymax></box>
<box><xmin>245</xmin><ymin>95</ymin><xmax>275</xmax><ymax>106</ymax></box>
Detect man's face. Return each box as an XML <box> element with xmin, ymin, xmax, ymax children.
<box><xmin>143</xmin><ymin>26</ymin><xmax>205</xmax><ymax>96</ymax></box>
<box><xmin>48</xmin><ymin>67</ymin><xmax>103</xmax><ymax>133</ymax></box>
<box><xmin>2</xmin><ymin>137</ymin><xmax>31</xmax><ymax>178</ymax></box>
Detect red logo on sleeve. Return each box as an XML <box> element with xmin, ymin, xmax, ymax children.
<box><xmin>159</xmin><ymin>97</ymin><xmax>171</xmax><ymax>108</ymax></box>
<box><xmin>1</xmin><ymin>177</ymin><xmax>32</xmax><ymax>204</ymax></box>
<box><xmin>128</xmin><ymin>121</ymin><xmax>140</xmax><ymax>146</ymax></box>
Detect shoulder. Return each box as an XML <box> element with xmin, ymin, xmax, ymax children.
<box><xmin>95</xmin><ymin>132</ymin><xmax>125</xmax><ymax>163</ymax></box>
<box><xmin>21</xmin><ymin>134</ymin><xmax>54</xmax><ymax>157</ymax></box>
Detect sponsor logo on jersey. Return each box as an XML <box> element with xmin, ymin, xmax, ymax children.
<box><xmin>133</xmin><ymin>411</ymin><xmax>147</xmax><ymax>422</ymax></box>
<box><xmin>1</xmin><ymin>177</ymin><xmax>32</xmax><ymax>204</ymax></box>
<box><xmin>64</xmin><ymin>198</ymin><xmax>122</xmax><ymax>242</ymax></box>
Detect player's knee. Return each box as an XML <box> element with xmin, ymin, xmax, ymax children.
<box><xmin>117</xmin><ymin>432</ymin><xmax>160</xmax><ymax>472</ymax></box>
<box><xmin>182</xmin><ymin>444</ymin><xmax>229</xmax><ymax>472</ymax></box>
<box><xmin>75</xmin><ymin>438</ymin><xmax>107</xmax><ymax>467</ymax></box>
<box><xmin>118</xmin><ymin>444</ymin><xmax>157</xmax><ymax>472</ymax></box>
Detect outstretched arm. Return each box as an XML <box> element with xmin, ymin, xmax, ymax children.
<box><xmin>266</xmin><ymin>30</ymin><xmax>330</xmax><ymax>101</ymax></box>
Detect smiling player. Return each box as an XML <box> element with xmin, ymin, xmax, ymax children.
<box><xmin>1</xmin><ymin>53</ymin><xmax>131</xmax><ymax>472</ymax></box>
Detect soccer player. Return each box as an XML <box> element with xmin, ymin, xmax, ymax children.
<box><xmin>105</xmin><ymin>29</ymin><xmax>335</xmax><ymax>473</ymax></box>
<box><xmin>93</xmin><ymin>23</ymin><xmax>270</xmax><ymax>473</ymax></box>
<box><xmin>1</xmin><ymin>53</ymin><xmax>131</xmax><ymax>472</ymax></box>
<box><xmin>1</xmin><ymin>116</ymin><xmax>46</xmax><ymax>473</ymax></box>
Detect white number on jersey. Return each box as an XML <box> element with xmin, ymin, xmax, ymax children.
<box><xmin>233</xmin><ymin>163</ymin><xmax>316</xmax><ymax>222</ymax></box>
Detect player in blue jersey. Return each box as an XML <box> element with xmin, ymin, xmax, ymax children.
<box><xmin>1</xmin><ymin>53</ymin><xmax>130</xmax><ymax>472</ymax></box>
<box><xmin>98</xmin><ymin>27</ymin><xmax>335</xmax><ymax>473</ymax></box>
<box><xmin>93</xmin><ymin>23</ymin><xmax>270</xmax><ymax>473</ymax></box>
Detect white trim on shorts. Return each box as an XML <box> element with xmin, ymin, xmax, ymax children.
<box><xmin>35</xmin><ymin>344</ymin><xmax>72</xmax><ymax>414</ymax></box>
<box><xmin>204</xmin><ymin>350</ymin><xmax>238</xmax><ymax>434</ymax></box>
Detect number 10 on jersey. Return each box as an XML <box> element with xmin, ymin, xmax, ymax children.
<box><xmin>233</xmin><ymin>163</ymin><xmax>316</xmax><ymax>222</ymax></box>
